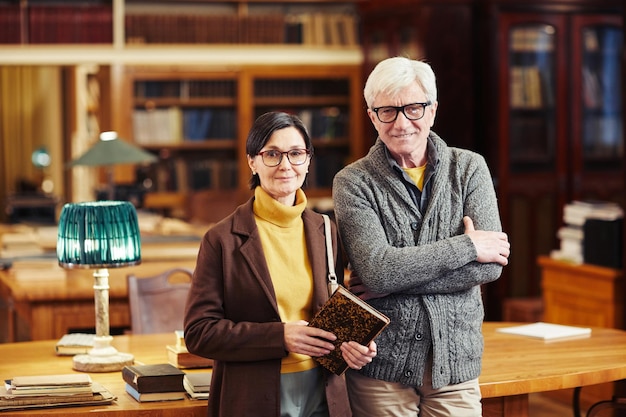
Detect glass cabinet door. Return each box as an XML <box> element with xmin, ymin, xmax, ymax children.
<box><xmin>507</xmin><ymin>23</ymin><xmax>558</xmax><ymax>173</ymax></box>
<box><xmin>573</xmin><ymin>17</ymin><xmax>623</xmax><ymax>171</ymax></box>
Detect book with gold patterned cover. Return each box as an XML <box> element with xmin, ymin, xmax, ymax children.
<box><xmin>308</xmin><ymin>285</ymin><xmax>390</xmax><ymax>375</ymax></box>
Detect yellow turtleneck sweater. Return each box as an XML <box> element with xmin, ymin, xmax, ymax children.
<box><xmin>253</xmin><ymin>187</ymin><xmax>317</xmax><ymax>373</ymax></box>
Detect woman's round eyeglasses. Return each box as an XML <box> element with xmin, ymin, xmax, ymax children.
<box><xmin>372</xmin><ymin>101</ymin><xmax>432</xmax><ymax>123</ymax></box>
<box><xmin>257</xmin><ymin>149</ymin><xmax>311</xmax><ymax>167</ymax></box>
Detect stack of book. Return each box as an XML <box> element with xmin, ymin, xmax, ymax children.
<box><xmin>552</xmin><ymin>200</ymin><xmax>623</xmax><ymax>267</ymax></box>
<box><xmin>122</xmin><ymin>363</ymin><xmax>186</xmax><ymax>402</ymax></box>
<box><xmin>167</xmin><ymin>330</ymin><xmax>214</xmax><ymax>369</ymax></box>
<box><xmin>183</xmin><ymin>372</ymin><xmax>212</xmax><ymax>400</ymax></box>
<box><xmin>0</xmin><ymin>374</ymin><xmax>115</xmax><ymax>410</ymax></box>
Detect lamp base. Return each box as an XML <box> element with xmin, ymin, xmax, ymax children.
<box><xmin>72</xmin><ymin>335</ymin><xmax>134</xmax><ymax>372</ymax></box>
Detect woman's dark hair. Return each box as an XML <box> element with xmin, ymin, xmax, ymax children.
<box><xmin>246</xmin><ymin>111</ymin><xmax>314</xmax><ymax>189</ymax></box>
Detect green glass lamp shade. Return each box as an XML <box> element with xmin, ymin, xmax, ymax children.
<box><xmin>57</xmin><ymin>201</ymin><xmax>142</xmax><ymax>269</ymax></box>
<box><xmin>68</xmin><ymin>131</ymin><xmax>157</xmax><ymax>167</ymax></box>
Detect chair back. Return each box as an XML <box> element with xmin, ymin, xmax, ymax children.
<box><xmin>127</xmin><ymin>267</ymin><xmax>193</xmax><ymax>334</ymax></box>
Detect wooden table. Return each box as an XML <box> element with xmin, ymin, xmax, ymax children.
<box><xmin>0</xmin><ymin>332</ymin><xmax>207</xmax><ymax>417</ymax></box>
<box><xmin>0</xmin><ymin>254</ymin><xmax>198</xmax><ymax>342</ymax></box>
<box><xmin>1</xmin><ymin>323</ymin><xmax>626</xmax><ymax>416</ymax></box>
<box><xmin>481</xmin><ymin>322</ymin><xmax>626</xmax><ymax>416</ymax></box>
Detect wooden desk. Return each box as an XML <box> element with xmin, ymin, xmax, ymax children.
<box><xmin>0</xmin><ymin>333</ymin><xmax>207</xmax><ymax>417</ymax></box>
<box><xmin>0</xmin><ymin>256</ymin><xmax>198</xmax><ymax>342</ymax></box>
<box><xmin>480</xmin><ymin>322</ymin><xmax>626</xmax><ymax>417</ymax></box>
<box><xmin>1</xmin><ymin>323</ymin><xmax>626</xmax><ymax>416</ymax></box>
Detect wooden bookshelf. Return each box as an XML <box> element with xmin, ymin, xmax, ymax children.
<box><xmin>113</xmin><ymin>64</ymin><xmax>364</xmax><ymax>211</ymax></box>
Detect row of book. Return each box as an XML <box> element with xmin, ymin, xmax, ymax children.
<box><xmin>0</xmin><ymin>5</ymin><xmax>113</xmax><ymax>44</ymax></box>
<box><xmin>126</xmin><ymin>14</ymin><xmax>284</xmax><ymax>45</ymax></box>
<box><xmin>260</xmin><ymin>107</ymin><xmax>349</xmax><ymax>141</ymax></box>
<box><xmin>510</xmin><ymin>27</ymin><xmax>554</xmax><ymax>52</ymax></box>
<box><xmin>132</xmin><ymin>106</ymin><xmax>349</xmax><ymax>145</ymax></box>
<box><xmin>137</xmin><ymin>158</ymin><xmax>239</xmax><ymax>193</ymax></box>
<box><xmin>307</xmin><ymin>152</ymin><xmax>347</xmax><ymax>188</ymax></box>
<box><xmin>509</xmin><ymin>65</ymin><xmax>554</xmax><ymax>109</ymax></box>
<box><xmin>551</xmin><ymin>200</ymin><xmax>623</xmax><ymax>268</ymax></box>
<box><xmin>135</xmin><ymin>80</ymin><xmax>236</xmax><ymax>100</ymax></box>
<box><xmin>136</xmin><ymin>148</ymin><xmax>346</xmax><ymax>194</ymax></box>
<box><xmin>581</xmin><ymin>65</ymin><xmax>621</xmax><ymax>111</ymax></box>
<box><xmin>255</xmin><ymin>78</ymin><xmax>350</xmax><ymax>98</ymax></box>
<box><xmin>0</xmin><ymin>5</ymin><xmax>358</xmax><ymax>46</ymax></box>
<box><xmin>133</xmin><ymin>107</ymin><xmax>237</xmax><ymax>144</ymax></box>
<box><xmin>125</xmin><ymin>13</ymin><xmax>358</xmax><ymax>46</ymax></box>
<box><xmin>582</xmin><ymin>115</ymin><xmax>623</xmax><ymax>156</ymax></box>
<box><xmin>134</xmin><ymin>78</ymin><xmax>349</xmax><ymax>100</ymax></box>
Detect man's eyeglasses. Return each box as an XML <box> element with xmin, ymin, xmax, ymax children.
<box><xmin>372</xmin><ymin>102</ymin><xmax>432</xmax><ymax>123</ymax></box>
<box><xmin>258</xmin><ymin>149</ymin><xmax>311</xmax><ymax>167</ymax></box>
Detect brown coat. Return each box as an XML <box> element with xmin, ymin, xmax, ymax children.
<box><xmin>184</xmin><ymin>197</ymin><xmax>351</xmax><ymax>417</ymax></box>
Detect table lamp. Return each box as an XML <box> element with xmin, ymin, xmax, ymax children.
<box><xmin>69</xmin><ymin>131</ymin><xmax>157</xmax><ymax>200</ymax></box>
<box><xmin>57</xmin><ymin>201</ymin><xmax>141</xmax><ymax>372</ymax></box>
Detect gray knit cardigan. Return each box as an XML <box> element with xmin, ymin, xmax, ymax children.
<box><xmin>332</xmin><ymin>132</ymin><xmax>504</xmax><ymax>389</ymax></box>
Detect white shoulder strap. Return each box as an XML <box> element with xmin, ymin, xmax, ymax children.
<box><xmin>322</xmin><ymin>214</ymin><xmax>339</xmax><ymax>295</ymax></box>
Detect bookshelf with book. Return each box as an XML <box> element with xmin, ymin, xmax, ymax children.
<box><xmin>0</xmin><ymin>0</ymin><xmax>359</xmax><ymax>49</ymax></box>
<box><xmin>115</xmin><ymin>64</ymin><xmax>364</xmax><ymax>206</ymax></box>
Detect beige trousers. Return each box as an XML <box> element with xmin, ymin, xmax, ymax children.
<box><xmin>346</xmin><ymin>367</ymin><xmax>482</xmax><ymax>417</ymax></box>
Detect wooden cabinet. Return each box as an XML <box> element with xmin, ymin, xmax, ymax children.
<box><xmin>113</xmin><ymin>64</ymin><xmax>364</xmax><ymax>216</ymax></box>
<box><xmin>483</xmin><ymin>2</ymin><xmax>624</xmax><ymax>317</ymax></box>
<box><xmin>540</xmin><ymin>256</ymin><xmax>624</xmax><ymax>328</ymax></box>
<box><xmin>539</xmin><ymin>255</ymin><xmax>625</xmax><ymax>410</ymax></box>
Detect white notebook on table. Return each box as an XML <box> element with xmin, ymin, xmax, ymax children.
<box><xmin>496</xmin><ymin>322</ymin><xmax>591</xmax><ymax>341</ymax></box>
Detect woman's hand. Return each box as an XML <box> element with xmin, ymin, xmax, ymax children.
<box><xmin>284</xmin><ymin>320</ymin><xmax>336</xmax><ymax>357</ymax></box>
<box><xmin>340</xmin><ymin>340</ymin><xmax>377</xmax><ymax>370</ymax></box>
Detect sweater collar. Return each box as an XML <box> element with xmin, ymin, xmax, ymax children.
<box><xmin>253</xmin><ymin>187</ymin><xmax>307</xmax><ymax>228</ymax></box>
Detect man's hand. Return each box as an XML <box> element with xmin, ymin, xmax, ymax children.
<box><xmin>463</xmin><ymin>216</ymin><xmax>510</xmax><ymax>266</ymax></box>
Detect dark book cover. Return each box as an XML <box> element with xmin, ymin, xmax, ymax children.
<box><xmin>308</xmin><ymin>285</ymin><xmax>390</xmax><ymax>375</ymax></box>
<box><xmin>583</xmin><ymin>218</ymin><xmax>623</xmax><ymax>269</ymax></box>
<box><xmin>121</xmin><ymin>363</ymin><xmax>185</xmax><ymax>394</ymax></box>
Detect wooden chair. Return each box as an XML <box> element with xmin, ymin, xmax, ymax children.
<box><xmin>127</xmin><ymin>267</ymin><xmax>193</xmax><ymax>334</ymax></box>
